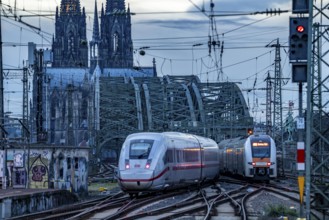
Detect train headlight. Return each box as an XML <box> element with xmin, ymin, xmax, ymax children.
<box><xmin>145</xmin><ymin>159</ymin><xmax>152</xmax><ymax>169</ymax></box>
<box><xmin>125</xmin><ymin>159</ymin><xmax>130</xmax><ymax>169</ymax></box>
<box><xmin>267</xmin><ymin>162</ymin><xmax>271</xmax><ymax>166</ymax></box>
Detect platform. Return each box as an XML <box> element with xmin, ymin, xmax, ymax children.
<box><xmin>0</xmin><ymin>187</ymin><xmax>78</xmax><ymax>219</ymax></box>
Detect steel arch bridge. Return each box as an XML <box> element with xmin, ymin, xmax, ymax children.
<box><xmin>97</xmin><ymin>75</ymin><xmax>253</xmax><ymax>158</ymax></box>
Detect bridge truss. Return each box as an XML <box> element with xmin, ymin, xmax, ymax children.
<box><xmin>96</xmin><ymin>75</ymin><xmax>253</xmax><ymax>156</ymax></box>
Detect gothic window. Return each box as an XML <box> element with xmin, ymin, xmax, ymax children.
<box><xmin>113</xmin><ymin>33</ymin><xmax>119</xmax><ymax>52</ymax></box>
<box><xmin>68</xmin><ymin>31</ymin><xmax>74</xmax><ymax>53</ymax></box>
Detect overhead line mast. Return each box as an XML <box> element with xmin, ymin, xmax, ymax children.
<box><xmin>272</xmin><ymin>39</ymin><xmax>284</xmax><ymax>177</ymax></box>
<box><xmin>265</xmin><ymin>72</ymin><xmax>272</xmax><ymax>136</ymax></box>
<box><xmin>0</xmin><ymin>0</ymin><xmax>4</xmax><ymax>142</ymax></box>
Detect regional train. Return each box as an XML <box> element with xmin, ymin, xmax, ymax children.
<box><xmin>116</xmin><ymin>132</ymin><xmax>220</xmax><ymax>196</ymax></box>
<box><xmin>218</xmin><ymin>134</ymin><xmax>277</xmax><ymax>182</ymax></box>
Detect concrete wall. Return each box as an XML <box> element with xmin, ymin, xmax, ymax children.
<box><xmin>0</xmin><ymin>190</ymin><xmax>78</xmax><ymax>219</ymax></box>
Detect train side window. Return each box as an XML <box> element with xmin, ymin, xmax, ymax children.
<box><xmin>184</xmin><ymin>149</ymin><xmax>199</xmax><ymax>162</ymax></box>
<box><xmin>176</xmin><ymin>149</ymin><xmax>184</xmax><ymax>163</ymax></box>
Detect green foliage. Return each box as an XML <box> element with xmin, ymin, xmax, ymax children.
<box><xmin>265</xmin><ymin>204</ymin><xmax>298</xmax><ymax>218</ymax></box>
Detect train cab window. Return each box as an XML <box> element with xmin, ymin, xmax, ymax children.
<box><xmin>129</xmin><ymin>139</ymin><xmax>154</xmax><ymax>159</ymax></box>
<box><xmin>251</xmin><ymin>141</ymin><xmax>270</xmax><ymax>158</ymax></box>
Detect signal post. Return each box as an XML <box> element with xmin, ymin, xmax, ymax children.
<box><xmin>289</xmin><ymin>1</ymin><xmax>309</xmax><ymax>219</ymax></box>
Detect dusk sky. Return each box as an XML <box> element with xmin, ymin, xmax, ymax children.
<box><xmin>1</xmin><ymin>0</ymin><xmax>324</xmax><ymax>123</ymax></box>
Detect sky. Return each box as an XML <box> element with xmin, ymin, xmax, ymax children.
<box><xmin>0</xmin><ymin>0</ymin><xmax>326</xmax><ymax>124</ymax></box>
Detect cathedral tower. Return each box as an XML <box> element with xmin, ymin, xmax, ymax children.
<box><xmin>96</xmin><ymin>0</ymin><xmax>133</xmax><ymax>69</ymax></box>
<box><xmin>52</xmin><ymin>0</ymin><xmax>88</xmax><ymax>67</ymax></box>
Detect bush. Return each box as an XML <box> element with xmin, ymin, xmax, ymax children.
<box><xmin>265</xmin><ymin>204</ymin><xmax>298</xmax><ymax>218</ymax></box>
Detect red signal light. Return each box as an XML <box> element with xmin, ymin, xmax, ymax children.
<box><xmin>247</xmin><ymin>128</ymin><xmax>253</xmax><ymax>135</ymax></box>
<box><xmin>296</xmin><ymin>25</ymin><xmax>305</xmax><ymax>33</ymax></box>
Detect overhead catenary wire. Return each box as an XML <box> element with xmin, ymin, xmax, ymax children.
<box><xmin>2</xmin><ymin>1</ymin><xmax>293</xmax><ymax>119</ymax></box>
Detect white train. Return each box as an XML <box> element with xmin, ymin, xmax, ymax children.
<box><xmin>116</xmin><ymin>132</ymin><xmax>220</xmax><ymax>196</ymax></box>
<box><xmin>218</xmin><ymin>134</ymin><xmax>277</xmax><ymax>182</ymax></box>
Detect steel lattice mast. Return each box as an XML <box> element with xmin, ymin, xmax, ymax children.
<box><xmin>265</xmin><ymin>72</ymin><xmax>272</xmax><ymax>136</ymax></box>
<box><xmin>305</xmin><ymin>0</ymin><xmax>329</xmax><ymax>217</ymax></box>
<box><xmin>272</xmin><ymin>39</ymin><xmax>284</xmax><ymax>176</ymax></box>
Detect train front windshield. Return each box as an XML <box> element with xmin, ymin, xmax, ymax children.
<box><xmin>129</xmin><ymin>140</ymin><xmax>154</xmax><ymax>159</ymax></box>
<box><xmin>251</xmin><ymin>141</ymin><xmax>270</xmax><ymax>158</ymax></box>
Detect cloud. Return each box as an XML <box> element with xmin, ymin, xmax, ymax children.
<box><xmin>136</xmin><ymin>18</ymin><xmax>208</xmax><ymax>30</ymax></box>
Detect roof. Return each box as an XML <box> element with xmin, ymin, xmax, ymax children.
<box><xmin>103</xmin><ymin>67</ymin><xmax>155</xmax><ymax>77</ymax></box>
<box><xmin>46</xmin><ymin>67</ymin><xmax>88</xmax><ymax>88</ymax></box>
<box><xmin>46</xmin><ymin>66</ymin><xmax>156</xmax><ymax>88</ymax></box>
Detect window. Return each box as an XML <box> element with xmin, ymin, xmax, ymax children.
<box><xmin>252</xmin><ymin>143</ymin><xmax>270</xmax><ymax>158</ymax></box>
<box><xmin>67</xmin><ymin>158</ymin><xmax>71</xmax><ymax>169</ymax></box>
<box><xmin>183</xmin><ymin>148</ymin><xmax>200</xmax><ymax>162</ymax></box>
<box><xmin>68</xmin><ymin>32</ymin><xmax>74</xmax><ymax>52</ymax></box>
<box><xmin>129</xmin><ymin>139</ymin><xmax>154</xmax><ymax>159</ymax></box>
<box><xmin>74</xmin><ymin>157</ymin><xmax>79</xmax><ymax>169</ymax></box>
<box><xmin>113</xmin><ymin>33</ymin><xmax>119</xmax><ymax>52</ymax></box>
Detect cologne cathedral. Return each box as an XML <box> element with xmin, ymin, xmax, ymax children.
<box><xmin>31</xmin><ymin>0</ymin><xmax>156</xmax><ymax>149</ymax></box>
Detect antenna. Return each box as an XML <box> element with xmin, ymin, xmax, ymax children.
<box><xmin>14</xmin><ymin>0</ymin><xmax>17</xmax><ymax>21</ymax></box>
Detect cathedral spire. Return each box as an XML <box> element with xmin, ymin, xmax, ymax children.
<box><xmin>127</xmin><ymin>3</ymin><xmax>131</xmax><ymax>24</ymax></box>
<box><xmin>92</xmin><ymin>0</ymin><xmax>100</xmax><ymax>42</ymax></box>
<box><xmin>106</xmin><ymin>0</ymin><xmax>126</xmax><ymax>13</ymax></box>
<box><xmin>101</xmin><ymin>3</ymin><xmax>105</xmax><ymax>17</ymax></box>
<box><xmin>60</xmin><ymin>0</ymin><xmax>81</xmax><ymax>15</ymax></box>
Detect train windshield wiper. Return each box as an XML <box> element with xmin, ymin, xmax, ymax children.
<box><xmin>260</xmin><ymin>152</ymin><xmax>269</xmax><ymax>159</ymax></box>
<box><xmin>138</xmin><ymin>152</ymin><xmax>148</xmax><ymax>159</ymax></box>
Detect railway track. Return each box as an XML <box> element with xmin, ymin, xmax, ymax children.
<box><xmin>7</xmin><ymin>177</ymin><xmax>329</xmax><ymax>220</ymax></box>
<box><xmin>62</xmin><ymin>181</ymin><xmax>250</xmax><ymax>219</ymax></box>
<box><xmin>6</xmin><ymin>191</ymin><xmax>126</xmax><ymax>220</ymax></box>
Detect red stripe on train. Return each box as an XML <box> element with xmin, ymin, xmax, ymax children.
<box><xmin>119</xmin><ymin>167</ymin><xmax>169</xmax><ymax>182</ymax></box>
<box><xmin>119</xmin><ymin>163</ymin><xmax>219</xmax><ymax>182</ymax></box>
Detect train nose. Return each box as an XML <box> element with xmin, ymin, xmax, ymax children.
<box><xmin>119</xmin><ymin>169</ymin><xmax>154</xmax><ymax>190</ymax></box>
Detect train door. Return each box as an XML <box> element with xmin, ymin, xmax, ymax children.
<box><xmin>163</xmin><ymin>139</ymin><xmax>175</xmax><ymax>185</ymax></box>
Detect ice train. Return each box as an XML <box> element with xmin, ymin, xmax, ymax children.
<box><xmin>116</xmin><ymin>132</ymin><xmax>220</xmax><ymax>195</ymax></box>
<box><xmin>218</xmin><ymin>134</ymin><xmax>277</xmax><ymax>182</ymax></box>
